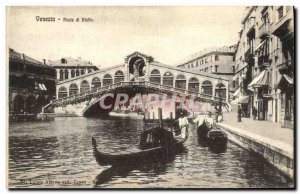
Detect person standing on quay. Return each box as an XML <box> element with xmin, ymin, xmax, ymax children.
<box><xmin>237</xmin><ymin>105</ymin><xmax>242</xmax><ymax>122</ymax></box>
<box><xmin>252</xmin><ymin>106</ymin><xmax>257</xmax><ymax>120</ymax></box>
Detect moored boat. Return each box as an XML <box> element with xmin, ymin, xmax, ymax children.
<box><xmin>207</xmin><ymin>129</ymin><xmax>227</xmax><ymax>147</ymax></box>
<box><xmin>109</xmin><ymin>111</ymin><xmax>144</xmax><ymax>118</ymax></box>
<box><xmin>197</xmin><ymin>119</ymin><xmax>213</xmax><ymax>139</ymax></box>
<box><xmin>92</xmin><ymin>126</ymin><xmax>188</xmax><ymax>166</ymax></box>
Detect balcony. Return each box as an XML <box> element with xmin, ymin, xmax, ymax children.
<box><xmin>277</xmin><ymin>60</ymin><xmax>292</xmax><ymax>71</ymax></box>
<box><xmin>244</xmin><ymin>47</ymin><xmax>254</xmax><ymax>60</ymax></box>
<box><xmin>258</xmin><ymin>23</ymin><xmax>270</xmax><ymax>39</ymax></box>
<box><xmin>272</xmin><ymin>8</ymin><xmax>294</xmax><ymax>38</ymax></box>
<box><xmin>258</xmin><ymin>55</ymin><xmax>270</xmax><ymax>68</ymax></box>
<box><xmin>245</xmin><ymin>17</ymin><xmax>255</xmax><ymax>35</ymax></box>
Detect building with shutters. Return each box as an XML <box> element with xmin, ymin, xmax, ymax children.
<box><xmin>233</xmin><ymin>6</ymin><xmax>294</xmax><ymax>129</ymax></box>
<box><xmin>48</xmin><ymin>57</ymin><xmax>99</xmax><ymax>81</ymax></box>
<box><xmin>176</xmin><ymin>45</ymin><xmax>236</xmax><ymax>99</ymax></box>
<box><xmin>9</xmin><ymin>48</ymin><xmax>56</xmax><ymax>119</ymax></box>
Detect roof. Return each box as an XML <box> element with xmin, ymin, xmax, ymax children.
<box><xmin>176</xmin><ymin>45</ymin><xmax>236</xmax><ymax>67</ymax></box>
<box><xmin>48</xmin><ymin>57</ymin><xmax>98</xmax><ymax>68</ymax></box>
<box><xmin>150</xmin><ymin>61</ymin><xmax>229</xmax><ymax>82</ymax></box>
<box><xmin>9</xmin><ymin>48</ymin><xmax>52</xmax><ymax>68</ymax></box>
<box><xmin>125</xmin><ymin>51</ymin><xmax>154</xmax><ymax>62</ymax></box>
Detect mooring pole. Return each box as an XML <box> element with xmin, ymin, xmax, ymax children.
<box><xmin>158</xmin><ymin>108</ymin><xmax>163</xmax><ymax>127</ymax></box>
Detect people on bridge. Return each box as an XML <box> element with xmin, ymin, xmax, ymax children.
<box><xmin>178</xmin><ymin>112</ymin><xmax>189</xmax><ymax>139</ymax></box>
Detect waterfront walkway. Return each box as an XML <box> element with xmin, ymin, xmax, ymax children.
<box><xmin>221</xmin><ymin>111</ymin><xmax>294</xmax><ymax>146</ymax></box>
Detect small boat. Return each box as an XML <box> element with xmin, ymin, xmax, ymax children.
<box><xmin>207</xmin><ymin>129</ymin><xmax>227</xmax><ymax>147</ymax></box>
<box><xmin>109</xmin><ymin>111</ymin><xmax>144</xmax><ymax>118</ymax></box>
<box><xmin>197</xmin><ymin>119</ymin><xmax>213</xmax><ymax>138</ymax></box>
<box><xmin>92</xmin><ymin>126</ymin><xmax>188</xmax><ymax>166</ymax></box>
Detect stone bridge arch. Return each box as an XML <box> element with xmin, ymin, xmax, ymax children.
<box><xmin>49</xmin><ymin>52</ymin><xmax>230</xmax><ymax>117</ymax></box>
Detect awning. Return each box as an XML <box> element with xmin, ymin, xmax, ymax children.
<box><xmin>42</xmin><ymin>84</ymin><xmax>47</xmax><ymax>91</ymax></box>
<box><xmin>231</xmin><ymin>95</ymin><xmax>250</xmax><ymax>104</ymax></box>
<box><xmin>248</xmin><ymin>70</ymin><xmax>268</xmax><ymax>91</ymax></box>
<box><xmin>276</xmin><ymin>74</ymin><xmax>293</xmax><ymax>89</ymax></box>
<box><xmin>232</xmin><ymin>88</ymin><xmax>241</xmax><ymax>97</ymax></box>
<box><xmin>38</xmin><ymin>84</ymin><xmax>44</xmax><ymax>90</ymax></box>
<box><xmin>255</xmin><ymin>40</ymin><xmax>266</xmax><ymax>52</ymax></box>
<box><xmin>38</xmin><ymin>84</ymin><xmax>47</xmax><ymax>91</ymax></box>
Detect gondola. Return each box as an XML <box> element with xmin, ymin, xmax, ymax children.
<box><xmin>196</xmin><ymin>118</ymin><xmax>227</xmax><ymax>148</ymax></box>
<box><xmin>207</xmin><ymin>129</ymin><xmax>227</xmax><ymax>147</ymax></box>
<box><xmin>92</xmin><ymin>126</ymin><xmax>189</xmax><ymax>166</ymax></box>
<box><xmin>197</xmin><ymin>119</ymin><xmax>213</xmax><ymax>139</ymax></box>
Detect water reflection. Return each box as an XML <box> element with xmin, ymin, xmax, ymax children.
<box><xmin>94</xmin><ymin>151</ymin><xmax>183</xmax><ymax>187</ymax></box>
<box><xmin>8</xmin><ymin>117</ymin><xmax>293</xmax><ymax>188</ymax></box>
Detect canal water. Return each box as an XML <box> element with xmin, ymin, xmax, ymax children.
<box><xmin>8</xmin><ymin>117</ymin><xmax>293</xmax><ymax>188</ymax></box>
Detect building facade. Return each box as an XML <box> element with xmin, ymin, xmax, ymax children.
<box><xmin>177</xmin><ymin>46</ymin><xmax>236</xmax><ymax>100</ymax></box>
<box><xmin>48</xmin><ymin>57</ymin><xmax>99</xmax><ymax>81</ymax></box>
<box><xmin>233</xmin><ymin>6</ymin><xmax>294</xmax><ymax>129</ymax></box>
<box><xmin>9</xmin><ymin>48</ymin><xmax>56</xmax><ymax>118</ymax></box>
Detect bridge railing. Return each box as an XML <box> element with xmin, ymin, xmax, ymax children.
<box><xmin>51</xmin><ymin>81</ymin><xmax>227</xmax><ymax>105</ymax></box>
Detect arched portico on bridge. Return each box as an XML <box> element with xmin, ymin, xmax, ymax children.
<box><xmin>51</xmin><ymin>51</ymin><xmax>230</xmax><ymax>117</ymax></box>
<box><xmin>56</xmin><ymin>68</ymin><xmax>229</xmax><ymax>102</ymax></box>
<box><xmin>162</xmin><ymin>72</ymin><xmax>174</xmax><ymax>87</ymax></box>
<box><xmin>69</xmin><ymin>83</ymin><xmax>79</xmax><ymax>96</ymax></box>
<box><xmin>103</xmin><ymin>74</ymin><xmax>113</xmax><ymax>86</ymax></box>
<box><xmin>188</xmin><ymin>77</ymin><xmax>199</xmax><ymax>92</ymax></box>
<box><xmin>91</xmin><ymin>77</ymin><xmax>101</xmax><ymax>90</ymax></box>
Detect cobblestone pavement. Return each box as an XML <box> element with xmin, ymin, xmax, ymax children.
<box><xmin>221</xmin><ymin>111</ymin><xmax>294</xmax><ymax>146</ymax></box>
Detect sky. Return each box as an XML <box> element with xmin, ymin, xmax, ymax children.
<box><xmin>7</xmin><ymin>6</ymin><xmax>245</xmax><ymax>67</ymax></box>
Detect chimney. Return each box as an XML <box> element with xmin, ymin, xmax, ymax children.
<box><xmin>43</xmin><ymin>59</ymin><xmax>46</xmax><ymax>65</ymax></box>
<box><xmin>21</xmin><ymin>54</ymin><xmax>25</xmax><ymax>61</ymax></box>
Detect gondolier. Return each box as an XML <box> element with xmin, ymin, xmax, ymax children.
<box><xmin>178</xmin><ymin>112</ymin><xmax>189</xmax><ymax>139</ymax></box>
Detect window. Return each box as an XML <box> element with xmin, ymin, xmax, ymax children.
<box><xmin>278</xmin><ymin>6</ymin><xmax>284</xmax><ymax>20</ymax></box>
<box><xmin>261</xmin><ymin>12</ymin><xmax>269</xmax><ymax>24</ymax></box>
<box><xmin>214</xmin><ymin>65</ymin><xmax>218</xmax><ymax>73</ymax></box>
<box><xmin>191</xmin><ymin>63</ymin><xmax>194</xmax><ymax>68</ymax></box>
<box><xmin>232</xmin><ymin>66</ymin><xmax>235</xmax><ymax>73</ymax></box>
<box><xmin>215</xmin><ymin>55</ymin><xmax>219</xmax><ymax>61</ymax></box>
<box><xmin>196</xmin><ymin>62</ymin><xmax>198</xmax><ymax>67</ymax></box>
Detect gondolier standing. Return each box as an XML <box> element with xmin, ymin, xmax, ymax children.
<box><xmin>178</xmin><ymin>112</ymin><xmax>189</xmax><ymax>139</ymax></box>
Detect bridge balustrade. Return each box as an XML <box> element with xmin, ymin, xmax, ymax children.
<box><xmin>52</xmin><ymin>81</ymin><xmax>227</xmax><ymax>107</ymax></box>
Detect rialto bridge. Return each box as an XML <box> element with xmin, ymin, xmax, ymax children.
<box><xmin>44</xmin><ymin>52</ymin><xmax>230</xmax><ymax>117</ymax></box>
